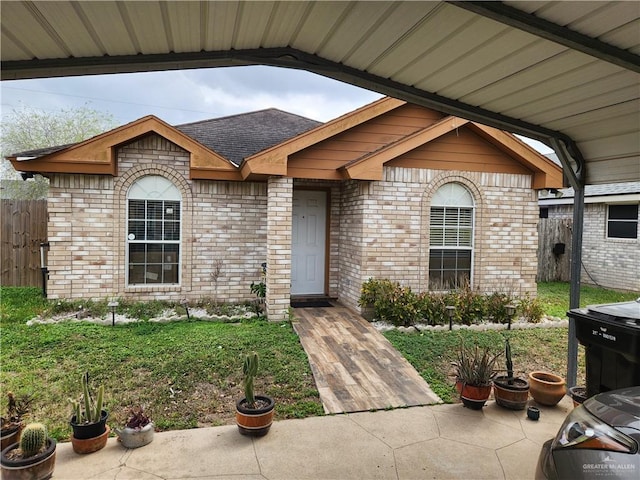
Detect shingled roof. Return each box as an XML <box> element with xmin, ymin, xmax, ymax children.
<box><xmin>175</xmin><ymin>108</ymin><xmax>321</xmax><ymax>166</ymax></box>
<box><xmin>8</xmin><ymin>108</ymin><xmax>321</xmax><ymax>166</ymax></box>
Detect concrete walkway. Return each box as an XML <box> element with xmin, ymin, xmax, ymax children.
<box><xmin>52</xmin><ymin>396</ymin><xmax>572</xmax><ymax>479</ymax></box>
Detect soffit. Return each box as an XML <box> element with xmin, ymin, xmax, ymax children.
<box><xmin>1</xmin><ymin>1</ymin><xmax>638</xmax><ymax>185</ymax></box>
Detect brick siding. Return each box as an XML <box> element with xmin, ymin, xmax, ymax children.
<box><xmin>45</xmin><ymin>135</ymin><xmax>543</xmax><ymax>315</ymax></box>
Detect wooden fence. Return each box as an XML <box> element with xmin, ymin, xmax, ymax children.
<box><xmin>1</xmin><ymin>199</ymin><xmax>48</xmax><ymax>287</ymax></box>
<box><xmin>537</xmin><ymin>217</ymin><xmax>572</xmax><ymax>282</ymax></box>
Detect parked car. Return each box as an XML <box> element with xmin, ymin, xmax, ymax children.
<box><xmin>536</xmin><ymin>386</ymin><xmax>640</xmax><ymax>479</ymax></box>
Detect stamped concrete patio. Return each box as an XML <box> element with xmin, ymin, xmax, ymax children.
<box><xmin>52</xmin><ymin>396</ymin><xmax>572</xmax><ymax>479</ymax></box>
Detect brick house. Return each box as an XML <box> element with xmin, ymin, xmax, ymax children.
<box><xmin>8</xmin><ymin>97</ymin><xmax>562</xmax><ymax>320</ymax></box>
<box><xmin>539</xmin><ymin>182</ymin><xmax>640</xmax><ymax>292</ymax></box>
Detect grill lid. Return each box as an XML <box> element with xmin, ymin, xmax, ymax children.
<box><xmin>587</xmin><ymin>299</ymin><xmax>640</xmax><ymax>321</ymax></box>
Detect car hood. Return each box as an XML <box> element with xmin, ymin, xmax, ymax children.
<box><xmin>584</xmin><ymin>386</ymin><xmax>640</xmax><ymax>431</ymax></box>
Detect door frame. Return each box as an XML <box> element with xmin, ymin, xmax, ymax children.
<box><xmin>291</xmin><ymin>187</ymin><xmax>331</xmax><ymax>296</ymax></box>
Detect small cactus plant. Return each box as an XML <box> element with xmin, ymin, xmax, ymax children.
<box><xmin>243</xmin><ymin>352</ymin><xmax>259</xmax><ymax>409</ymax></box>
<box><xmin>70</xmin><ymin>372</ymin><xmax>104</xmax><ymax>424</ymax></box>
<box><xmin>19</xmin><ymin>423</ymin><xmax>47</xmax><ymax>458</ymax></box>
<box><xmin>505</xmin><ymin>338</ymin><xmax>514</xmax><ymax>385</ymax></box>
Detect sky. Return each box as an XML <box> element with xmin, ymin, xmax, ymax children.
<box><xmin>0</xmin><ymin>65</ymin><xmax>553</xmax><ymax>153</ymax></box>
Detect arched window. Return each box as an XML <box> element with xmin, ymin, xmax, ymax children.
<box><xmin>127</xmin><ymin>176</ymin><xmax>181</xmax><ymax>285</ymax></box>
<box><xmin>429</xmin><ymin>183</ymin><xmax>474</xmax><ymax>289</ymax></box>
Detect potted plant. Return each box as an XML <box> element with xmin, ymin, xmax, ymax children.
<box><xmin>114</xmin><ymin>406</ymin><xmax>154</xmax><ymax>449</ymax></box>
<box><xmin>235</xmin><ymin>352</ymin><xmax>275</xmax><ymax>436</ymax></box>
<box><xmin>1</xmin><ymin>392</ymin><xmax>33</xmax><ymax>451</ymax></box>
<box><xmin>1</xmin><ymin>422</ymin><xmax>56</xmax><ymax>480</ymax></box>
<box><xmin>69</xmin><ymin>372</ymin><xmax>109</xmax><ymax>454</ymax></box>
<box><xmin>493</xmin><ymin>338</ymin><xmax>530</xmax><ymax>410</ymax></box>
<box><xmin>529</xmin><ymin>371</ymin><xmax>566</xmax><ymax>406</ymax></box>
<box><xmin>452</xmin><ymin>341</ymin><xmax>501</xmax><ymax>410</ymax></box>
<box><xmin>568</xmin><ymin>385</ymin><xmax>587</xmax><ymax>407</ymax></box>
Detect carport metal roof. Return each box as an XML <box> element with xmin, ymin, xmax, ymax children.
<box><xmin>2</xmin><ymin>1</ymin><xmax>639</xmax><ymax>186</ymax></box>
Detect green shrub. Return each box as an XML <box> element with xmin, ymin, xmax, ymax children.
<box><xmin>485</xmin><ymin>292</ymin><xmax>514</xmax><ymax>324</ymax></box>
<box><xmin>452</xmin><ymin>283</ymin><xmax>485</xmax><ymax>325</ymax></box>
<box><xmin>518</xmin><ymin>294</ymin><xmax>544</xmax><ymax>323</ymax></box>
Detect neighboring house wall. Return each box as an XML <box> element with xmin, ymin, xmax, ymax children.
<box><xmin>540</xmin><ymin>202</ymin><xmax>640</xmax><ymax>292</ymax></box>
<box><xmin>581</xmin><ymin>203</ymin><xmax>639</xmax><ymax>291</ymax></box>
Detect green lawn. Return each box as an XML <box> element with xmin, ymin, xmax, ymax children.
<box><xmin>536</xmin><ymin>281</ymin><xmax>637</xmax><ymax>318</ymax></box>
<box><xmin>1</xmin><ymin>282</ymin><xmax>635</xmax><ymax>441</ymax></box>
<box><xmin>1</xmin><ymin>288</ymin><xmax>323</xmax><ymax>440</ymax></box>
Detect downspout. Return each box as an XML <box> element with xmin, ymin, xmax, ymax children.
<box><xmin>549</xmin><ymin>136</ymin><xmax>586</xmax><ymax>389</ymax></box>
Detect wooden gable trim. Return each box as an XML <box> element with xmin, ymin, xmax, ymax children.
<box><xmin>240</xmin><ymin>97</ymin><xmax>406</xmax><ymax>179</ymax></box>
<box><xmin>341</xmin><ymin>116</ymin><xmax>470</xmax><ymax>180</ymax></box>
<box><xmin>468</xmin><ymin>123</ymin><xmax>563</xmax><ymax>189</ymax></box>
<box><xmin>8</xmin><ymin>116</ymin><xmax>239</xmax><ymax>180</ymax></box>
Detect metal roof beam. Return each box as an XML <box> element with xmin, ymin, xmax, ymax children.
<box><xmin>450</xmin><ymin>1</ymin><xmax>640</xmax><ymax>73</ymax></box>
<box><xmin>1</xmin><ymin>45</ymin><xmax>586</xmax><ymax>185</ymax></box>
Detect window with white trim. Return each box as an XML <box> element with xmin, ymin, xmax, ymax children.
<box><xmin>607</xmin><ymin>204</ymin><xmax>638</xmax><ymax>239</ymax></box>
<box><xmin>429</xmin><ymin>183</ymin><xmax>474</xmax><ymax>290</ymax></box>
<box><xmin>127</xmin><ymin>176</ymin><xmax>181</xmax><ymax>285</ymax></box>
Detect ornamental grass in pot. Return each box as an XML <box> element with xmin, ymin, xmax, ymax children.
<box><xmin>453</xmin><ymin>340</ymin><xmax>501</xmax><ymax>410</ymax></box>
<box><xmin>236</xmin><ymin>352</ymin><xmax>275</xmax><ymax>436</ymax></box>
<box><xmin>69</xmin><ymin>372</ymin><xmax>109</xmax><ymax>454</ymax></box>
<box><xmin>1</xmin><ymin>392</ymin><xmax>33</xmax><ymax>451</ymax></box>
<box><xmin>1</xmin><ymin>422</ymin><xmax>56</xmax><ymax>480</ymax></box>
<box><xmin>493</xmin><ymin>338</ymin><xmax>530</xmax><ymax>410</ymax></box>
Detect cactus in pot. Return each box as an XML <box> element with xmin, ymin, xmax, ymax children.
<box><xmin>19</xmin><ymin>423</ymin><xmax>47</xmax><ymax>458</ymax></box>
<box><xmin>69</xmin><ymin>371</ymin><xmax>109</xmax><ymax>453</ymax></box>
<box><xmin>236</xmin><ymin>352</ymin><xmax>275</xmax><ymax>436</ymax></box>
<box><xmin>70</xmin><ymin>372</ymin><xmax>104</xmax><ymax>424</ymax></box>
<box><xmin>243</xmin><ymin>352</ymin><xmax>259</xmax><ymax>409</ymax></box>
<box><xmin>493</xmin><ymin>337</ymin><xmax>530</xmax><ymax>410</ymax></box>
<box><xmin>1</xmin><ymin>421</ymin><xmax>57</xmax><ymax>480</ymax></box>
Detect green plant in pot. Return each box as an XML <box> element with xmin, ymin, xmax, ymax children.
<box><xmin>235</xmin><ymin>352</ymin><xmax>275</xmax><ymax>436</ymax></box>
<box><xmin>69</xmin><ymin>372</ymin><xmax>110</xmax><ymax>454</ymax></box>
<box><xmin>1</xmin><ymin>422</ymin><xmax>57</xmax><ymax>480</ymax></box>
<box><xmin>492</xmin><ymin>337</ymin><xmax>530</xmax><ymax>410</ymax></box>
<box><xmin>1</xmin><ymin>392</ymin><xmax>33</xmax><ymax>451</ymax></box>
<box><xmin>452</xmin><ymin>340</ymin><xmax>501</xmax><ymax>410</ymax></box>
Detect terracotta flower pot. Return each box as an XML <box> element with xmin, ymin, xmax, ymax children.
<box><xmin>493</xmin><ymin>376</ymin><xmax>530</xmax><ymax>410</ymax></box>
<box><xmin>1</xmin><ymin>438</ymin><xmax>56</xmax><ymax>480</ymax></box>
<box><xmin>70</xmin><ymin>425</ymin><xmax>110</xmax><ymax>454</ymax></box>
<box><xmin>459</xmin><ymin>383</ymin><xmax>492</xmax><ymax>410</ymax></box>
<box><xmin>236</xmin><ymin>395</ymin><xmax>275</xmax><ymax>437</ymax></box>
<box><xmin>529</xmin><ymin>371</ymin><xmax>566</xmax><ymax>406</ymax></box>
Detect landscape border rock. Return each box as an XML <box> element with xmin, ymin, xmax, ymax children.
<box><xmin>373</xmin><ymin>316</ymin><xmax>569</xmax><ymax>333</ymax></box>
<box><xmin>26</xmin><ymin>306</ymin><xmax>259</xmax><ymax>326</ymax></box>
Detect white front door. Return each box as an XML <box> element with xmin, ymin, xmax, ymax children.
<box><xmin>291</xmin><ymin>190</ymin><xmax>327</xmax><ymax>295</ymax></box>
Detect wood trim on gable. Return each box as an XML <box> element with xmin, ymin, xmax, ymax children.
<box><xmin>240</xmin><ymin>97</ymin><xmax>406</xmax><ymax>179</ymax></box>
<box><xmin>341</xmin><ymin>116</ymin><xmax>470</xmax><ymax>180</ymax></box>
<box><xmin>468</xmin><ymin>123</ymin><xmax>563</xmax><ymax>189</ymax></box>
<box><xmin>8</xmin><ymin>116</ymin><xmax>240</xmax><ymax>180</ymax></box>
